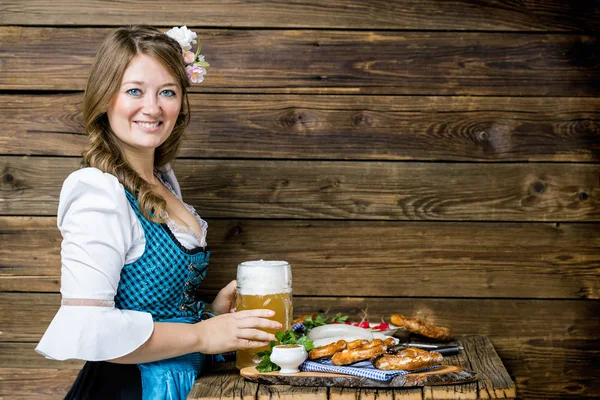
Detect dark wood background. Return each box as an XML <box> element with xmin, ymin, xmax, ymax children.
<box><xmin>1</xmin><ymin>1</ymin><xmax>598</xmax><ymax>399</ymax></box>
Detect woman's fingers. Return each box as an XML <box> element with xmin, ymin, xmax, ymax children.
<box><xmin>226</xmin><ymin>280</ymin><xmax>237</xmax><ymax>291</ymax></box>
<box><xmin>195</xmin><ymin>308</ymin><xmax>287</xmax><ymax>353</ymax></box>
<box><xmin>221</xmin><ymin>280</ymin><xmax>237</xmax><ymax>299</ymax></box>
<box><xmin>237</xmin><ymin>316</ymin><xmax>282</xmax><ymax>331</ymax></box>
<box><xmin>237</xmin><ymin>328</ymin><xmax>277</xmax><ymax>343</ymax></box>
<box><xmin>237</xmin><ymin>339</ymin><xmax>271</xmax><ymax>350</ymax></box>
<box><xmin>234</xmin><ymin>309</ymin><xmax>276</xmax><ymax>318</ymax></box>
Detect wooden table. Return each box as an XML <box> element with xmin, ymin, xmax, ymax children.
<box><xmin>188</xmin><ymin>336</ymin><xmax>515</xmax><ymax>399</ymax></box>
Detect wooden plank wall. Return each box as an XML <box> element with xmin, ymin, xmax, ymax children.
<box><xmin>1</xmin><ymin>1</ymin><xmax>598</xmax><ymax>399</ymax></box>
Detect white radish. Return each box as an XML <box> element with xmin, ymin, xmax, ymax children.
<box><xmin>307</xmin><ymin>324</ymin><xmax>373</xmax><ymax>341</ymax></box>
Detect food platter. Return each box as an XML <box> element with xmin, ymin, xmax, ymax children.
<box><xmin>244</xmin><ymin>314</ymin><xmax>471</xmax><ymax>389</ymax></box>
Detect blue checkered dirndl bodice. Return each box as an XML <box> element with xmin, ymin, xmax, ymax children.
<box><xmin>114</xmin><ymin>190</ymin><xmax>211</xmax><ymax>400</ymax></box>
<box><xmin>115</xmin><ymin>190</ymin><xmax>209</xmax><ymax>321</ymax></box>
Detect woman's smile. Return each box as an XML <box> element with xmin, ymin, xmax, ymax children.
<box><xmin>134</xmin><ymin>120</ymin><xmax>162</xmax><ymax>131</ymax></box>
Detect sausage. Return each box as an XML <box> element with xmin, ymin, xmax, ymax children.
<box><xmin>307</xmin><ymin>324</ymin><xmax>374</xmax><ymax>341</ymax></box>
<box><xmin>372</xmin><ymin>347</ymin><xmax>443</xmax><ymax>371</ymax></box>
<box><xmin>390</xmin><ymin>314</ymin><xmax>453</xmax><ymax>341</ymax></box>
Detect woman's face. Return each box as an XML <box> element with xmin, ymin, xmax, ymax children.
<box><xmin>107</xmin><ymin>54</ymin><xmax>182</xmax><ymax>155</ymax></box>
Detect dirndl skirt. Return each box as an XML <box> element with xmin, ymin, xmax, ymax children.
<box><xmin>65</xmin><ymin>352</ymin><xmax>206</xmax><ymax>400</ymax></box>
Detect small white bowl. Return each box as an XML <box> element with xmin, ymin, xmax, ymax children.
<box><xmin>368</xmin><ymin>322</ymin><xmax>400</xmax><ymax>336</ymax></box>
<box><xmin>270</xmin><ymin>344</ymin><xmax>308</xmax><ymax>374</ymax></box>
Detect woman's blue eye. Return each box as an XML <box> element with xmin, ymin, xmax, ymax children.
<box><xmin>126</xmin><ymin>88</ymin><xmax>141</xmax><ymax>96</ymax></box>
<box><xmin>161</xmin><ymin>89</ymin><xmax>176</xmax><ymax>97</ymax></box>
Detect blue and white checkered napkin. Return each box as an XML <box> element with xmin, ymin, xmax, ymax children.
<box><xmin>299</xmin><ymin>359</ymin><xmax>411</xmax><ymax>381</ymax></box>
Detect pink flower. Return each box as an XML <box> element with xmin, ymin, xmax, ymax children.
<box><xmin>183</xmin><ymin>51</ymin><xmax>196</xmax><ymax>64</ymax></box>
<box><xmin>186</xmin><ymin>65</ymin><xmax>207</xmax><ymax>84</ymax></box>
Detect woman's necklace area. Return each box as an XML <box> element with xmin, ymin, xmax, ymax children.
<box><xmin>153</xmin><ymin>176</ymin><xmax>200</xmax><ymax>235</ymax></box>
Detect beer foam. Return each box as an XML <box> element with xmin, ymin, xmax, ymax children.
<box><xmin>237</xmin><ymin>260</ymin><xmax>292</xmax><ymax>295</ymax></box>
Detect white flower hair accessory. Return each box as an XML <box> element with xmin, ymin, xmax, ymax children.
<box><xmin>165</xmin><ymin>25</ymin><xmax>210</xmax><ymax>84</ymax></box>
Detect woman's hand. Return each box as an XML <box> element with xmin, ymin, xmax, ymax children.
<box><xmin>211</xmin><ymin>280</ymin><xmax>237</xmax><ymax>316</ymax></box>
<box><xmin>195</xmin><ymin>309</ymin><xmax>282</xmax><ymax>354</ymax></box>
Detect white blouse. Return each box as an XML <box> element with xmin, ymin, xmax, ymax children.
<box><xmin>35</xmin><ymin>165</ymin><xmax>208</xmax><ymax>361</ymax></box>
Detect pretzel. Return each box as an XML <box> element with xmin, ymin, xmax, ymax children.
<box><xmin>373</xmin><ymin>347</ymin><xmax>443</xmax><ymax>371</ymax></box>
<box><xmin>346</xmin><ymin>339</ymin><xmax>369</xmax><ymax>350</ymax></box>
<box><xmin>331</xmin><ymin>342</ymin><xmax>387</xmax><ymax>366</ymax></box>
<box><xmin>308</xmin><ymin>340</ymin><xmax>347</xmax><ymax>360</ymax></box>
<box><xmin>390</xmin><ymin>314</ymin><xmax>453</xmax><ymax>341</ymax></box>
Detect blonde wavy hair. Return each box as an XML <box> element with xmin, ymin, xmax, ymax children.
<box><xmin>82</xmin><ymin>25</ymin><xmax>191</xmax><ymax>222</ymax></box>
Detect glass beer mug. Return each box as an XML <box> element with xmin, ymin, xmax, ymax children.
<box><xmin>235</xmin><ymin>260</ymin><xmax>292</xmax><ymax>369</ymax></box>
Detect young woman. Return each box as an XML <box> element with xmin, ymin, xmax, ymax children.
<box><xmin>36</xmin><ymin>25</ymin><xmax>280</xmax><ymax>399</ymax></box>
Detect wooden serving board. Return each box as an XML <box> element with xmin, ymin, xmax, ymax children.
<box><xmin>240</xmin><ymin>364</ymin><xmax>477</xmax><ymax>388</ymax></box>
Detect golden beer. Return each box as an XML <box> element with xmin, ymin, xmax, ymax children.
<box><xmin>235</xmin><ymin>292</ymin><xmax>292</xmax><ymax>368</ymax></box>
<box><xmin>235</xmin><ymin>261</ymin><xmax>292</xmax><ymax>369</ymax></box>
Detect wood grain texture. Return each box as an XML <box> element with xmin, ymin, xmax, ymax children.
<box><xmin>3</xmin><ymin>94</ymin><xmax>599</xmax><ymax>162</ymax></box>
<box><xmin>187</xmin><ymin>364</ymin><xmax>259</xmax><ymax>400</ymax></box>
<box><xmin>424</xmin><ymin>337</ymin><xmax>477</xmax><ymax>399</ymax></box>
<box><xmin>3</xmin><ymin>293</ymin><xmax>597</xmax><ymax>343</ymax></box>
<box><xmin>0</xmin><ymin>367</ymin><xmax>79</xmax><ymax>400</ymax></box>
<box><xmin>2</xmin><ymin>27</ymin><xmax>598</xmax><ymax>95</ymax></box>
<box><xmin>2</xmin><ymin>157</ymin><xmax>598</xmax><ymax>221</ymax></box>
<box><xmin>292</xmin><ymin>297</ymin><xmax>600</xmax><ymax>342</ymax></box>
<box><xmin>3</xmin><ymin>295</ymin><xmax>597</xmax><ymax>399</ymax></box>
<box><xmin>462</xmin><ymin>337</ymin><xmax>516</xmax><ymax>399</ymax></box>
<box><xmin>257</xmin><ymin>384</ymin><xmax>328</xmax><ymax>399</ymax></box>
<box><xmin>2</xmin><ymin>2</ymin><xmax>598</xmax><ymax>399</ymax></box>
<box><xmin>6</xmin><ymin>340</ymin><xmax>596</xmax><ymax>399</ymax></box>
<box><xmin>1</xmin><ymin>0</ymin><xmax>597</xmax><ymax>31</ymax></box>
<box><xmin>5</xmin><ymin>339</ymin><xmax>596</xmax><ymax>399</ymax></box>
<box><xmin>242</xmin><ymin>365</ymin><xmax>476</xmax><ymax>388</ymax></box>
<box><xmin>329</xmin><ymin>386</ymin><xmax>402</xmax><ymax>400</ymax></box>
<box><xmin>0</xmin><ymin>342</ymin><xmax>83</xmax><ymax>369</ymax></box>
<box><xmin>2</xmin><ymin>217</ymin><xmax>598</xmax><ymax>299</ymax></box>
<box><xmin>492</xmin><ymin>337</ymin><xmax>600</xmax><ymax>399</ymax></box>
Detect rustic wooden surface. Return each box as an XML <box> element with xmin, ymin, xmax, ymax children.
<box><xmin>329</xmin><ymin>387</ymin><xmax>402</xmax><ymax>400</ymax></box>
<box><xmin>2</xmin><ymin>217</ymin><xmax>598</xmax><ymax>299</ymax></box>
<box><xmin>187</xmin><ymin>367</ymin><xmax>259</xmax><ymax>400</ymax></box>
<box><xmin>4</xmin><ymin>290</ymin><xmax>598</xmax><ymax>384</ymax></box>
<box><xmin>2</xmin><ymin>1</ymin><xmax>598</xmax><ymax>399</ymax></box>
<box><xmin>241</xmin><ymin>365</ymin><xmax>476</xmax><ymax>388</ymax></box>
<box><xmin>190</xmin><ymin>336</ymin><xmax>511</xmax><ymax>399</ymax></box>
<box><xmin>1</xmin><ymin>157</ymin><xmax>598</xmax><ymax>221</ymax></box>
<box><xmin>0</xmin><ymin>342</ymin><xmax>83</xmax><ymax>369</ymax></box>
<box><xmin>3</xmin><ymin>94</ymin><xmax>599</xmax><ymax>161</ymax></box>
<box><xmin>0</xmin><ymin>367</ymin><xmax>79</xmax><ymax>400</ymax></box>
<box><xmin>256</xmin><ymin>384</ymin><xmax>329</xmax><ymax>400</ymax></box>
<box><xmin>462</xmin><ymin>336</ymin><xmax>515</xmax><ymax>399</ymax></box>
<box><xmin>5</xmin><ymin>336</ymin><xmax>597</xmax><ymax>399</ymax></box>
<box><xmin>424</xmin><ymin>335</ymin><xmax>477</xmax><ymax>399</ymax></box>
<box><xmin>2</xmin><ymin>0</ymin><xmax>597</xmax><ymax>31</ymax></box>
<box><xmin>3</xmin><ymin>292</ymin><xmax>597</xmax><ymax>348</ymax></box>
<box><xmin>2</xmin><ymin>27</ymin><xmax>599</xmax><ymax>96</ymax></box>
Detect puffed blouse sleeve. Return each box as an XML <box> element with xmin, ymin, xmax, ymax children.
<box><xmin>35</xmin><ymin>168</ymin><xmax>154</xmax><ymax>361</ymax></box>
